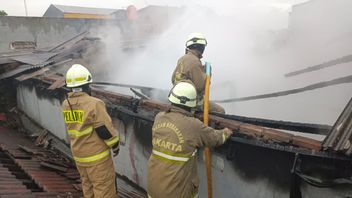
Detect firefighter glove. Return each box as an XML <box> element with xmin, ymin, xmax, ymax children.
<box><xmin>223</xmin><ymin>128</ymin><xmax>233</xmax><ymax>141</ymax></box>
<box><xmin>112</xmin><ymin>143</ymin><xmax>120</xmax><ymax>157</ymax></box>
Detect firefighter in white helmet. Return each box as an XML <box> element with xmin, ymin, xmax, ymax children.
<box><xmin>62</xmin><ymin>64</ymin><xmax>119</xmax><ymax>198</ymax></box>
<box><xmin>147</xmin><ymin>81</ymin><xmax>233</xmax><ymax>198</ymax></box>
<box><xmin>171</xmin><ymin>33</ymin><xmax>225</xmax><ymax>113</ymax></box>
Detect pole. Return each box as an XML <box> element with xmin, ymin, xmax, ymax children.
<box><xmin>24</xmin><ymin>0</ymin><xmax>28</xmax><ymax>16</ymax></box>
<box><xmin>203</xmin><ymin>62</ymin><xmax>212</xmax><ymax>198</ymax></box>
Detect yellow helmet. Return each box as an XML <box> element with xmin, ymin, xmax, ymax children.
<box><xmin>186</xmin><ymin>32</ymin><xmax>207</xmax><ymax>47</ymax></box>
<box><xmin>168</xmin><ymin>82</ymin><xmax>197</xmax><ymax>108</ymax></box>
<box><xmin>65</xmin><ymin>64</ymin><xmax>93</xmax><ymax>88</ymax></box>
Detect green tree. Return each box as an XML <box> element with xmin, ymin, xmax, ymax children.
<box><xmin>0</xmin><ymin>10</ymin><xmax>7</xmax><ymax>16</ymax></box>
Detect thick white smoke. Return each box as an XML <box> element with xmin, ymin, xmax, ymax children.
<box><xmin>98</xmin><ymin>0</ymin><xmax>352</xmax><ymax>125</ymax></box>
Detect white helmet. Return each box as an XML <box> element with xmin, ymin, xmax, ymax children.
<box><xmin>65</xmin><ymin>64</ymin><xmax>93</xmax><ymax>88</ymax></box>
<box><xmin>168</xmin><ymin>82</ymin><xmax>197</xmax><ymax>108</ymax></box>
<box><xmin>186</xmin><ymin>32</ymin><xmax>207</xmax><ymax>47</ymax></box>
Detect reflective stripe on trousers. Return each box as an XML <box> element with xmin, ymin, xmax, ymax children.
<box><xmin>74</xmin><ymin>149</ymin><xmax>110</xmax><ymax>163</ymax></box>
<box><xmin>152</xmin><ymin>149</ymin><xmax>197</xmax><ymax>162</ymax></box>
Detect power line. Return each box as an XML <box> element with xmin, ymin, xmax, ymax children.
<box><xmin>214</xmin><ymin>75</ymin><xmax>352</xmax><ymax>103</ymax></box>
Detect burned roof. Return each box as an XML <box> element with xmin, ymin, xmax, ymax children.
<box><xmin>0</xmin><ymin>31</ymin><xmax>97</xmax><ymax>81</ymax></box>
<box><xmin>1</xmin><ymin>30</ymin><xmax>351</xmax><ymax>159</ymax></box>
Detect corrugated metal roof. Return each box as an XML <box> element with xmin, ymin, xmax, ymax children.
<box><xmin>0</xmin><ymin>65</ymin><xmax>33</xmax><ymax>80</ymax></box>
<box><xmin>0</xmin><ymin>31</ymin><xmax>97</xmax><ymax>80</ymax></box>
<box><xmin>52</xmin><ymin>4</ymin><xmax>118</xmax><ymax>15</ymax></box>
<box><xmin>322</xmin><ymin>97</ymin><xmax>352</xmax><ymax>155</ymax></box>
<box><xmin>9</xmin><ymin>52</ymin><xmax>58</xmax><ymax>65</ymax></box>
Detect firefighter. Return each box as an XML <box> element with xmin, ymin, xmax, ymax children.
<box><xmin>171</xmin><ymin>32</ymin><xmax>225</xmax><ymax>113</ymax></box>
<box><xmin>147</xmin><ymin>81</ymin><xmax>233</xmax><ymax>198</ymax></box>
<box><xmin>62</xmin><ymin>64</ymin><xmax>119</xmax><ymax>198</ymax></box>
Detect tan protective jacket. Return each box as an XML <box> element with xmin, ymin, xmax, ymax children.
<box><xmin>62</xmin><ymin>92</ymin><xmax>119</xmax><ymax>167</ymax></box>
<box><xmin>147</xmin><ymin>106</ymin><xmax>227</xmax><ymax>198</ymax></box>
<box><xmin>171</xmin><ymin>49</ymin><xmax>206</xmax><ymax>102</ymax></box>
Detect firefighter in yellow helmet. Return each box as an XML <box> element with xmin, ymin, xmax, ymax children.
<box><xmin>62</xmin><ymin>64</ymin><xmax>119</xmax><ymax>198</ymax></box>
<box><xmin>147</xmin><ymin>81</ymin><xmax>233</xmax><ymax>198</ymax></box>
<box><xmin>171</xmin><ymin>33</ymin><xmax>225</xmax><ymax>113</ymax></box>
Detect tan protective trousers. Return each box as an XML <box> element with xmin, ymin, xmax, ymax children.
<box><xmin>76</xmin><ymin>158</ymin><xmax>117</xmax><ymax>198</ymax></box>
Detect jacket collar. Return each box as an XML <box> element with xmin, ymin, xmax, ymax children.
<box><xmin>168</xmin><ymin>105</ymin><xmax>194</xmax><ymax>117</ymax></box>
<box><xmin>68</xmin><ymin>91</ymin><xmax>89</xmax><ymax>98</ymax></box>
<box><xmin>187</xmin><ymin>49</ymin><xmax>203</xmax><ymax>59</ymax></box>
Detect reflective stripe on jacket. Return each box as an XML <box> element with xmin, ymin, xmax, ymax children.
<box><xmin>62</xmin><ymin>92</ymin><xmax>119</xmax><ymax>167</ymax></box>
<box><xmin>147</xmin><ymin>106</ymin><xmax>226</xmax><ymax>198</ymax></box>
<box><xmin>152</xmin><ymin>149</ymin><xmax>197</xmax><ymax>163</ymax></box>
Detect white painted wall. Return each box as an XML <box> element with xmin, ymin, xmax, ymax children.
<box><xmin>17</xmin><ymin>84</ymin><xmax>68</xmax><ymax>141</ymax></box>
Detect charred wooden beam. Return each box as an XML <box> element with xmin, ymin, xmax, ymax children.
<box><xmin>211</xmin><ymin>112</ymin><xmax>331</xmax><ymax>135</ymax></box>
<box><xmin>21</xmin><ymin>77</ymin><xmax>339</xmax><ymax>156</ymax></box>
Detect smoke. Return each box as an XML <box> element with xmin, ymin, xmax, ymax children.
<box><xmin>97</xmin><ymin>0</ymin><xmax>352</xmax><ymax>125</ymax></box>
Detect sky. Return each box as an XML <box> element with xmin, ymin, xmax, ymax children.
<box><xmin>0</xmin><ymin>0</ymin><xmax>309</xmax><ymax>17</ymax></box>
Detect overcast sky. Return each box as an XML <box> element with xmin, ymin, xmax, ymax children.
<box><xmin>0</xmin><ymin>0</ymin><xmax>309</xmax><ymax>17</ymax></box>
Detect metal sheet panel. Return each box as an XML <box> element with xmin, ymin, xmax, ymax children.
<box><xmin>10</xmin><ymin>53</ymin><xmax>58</xmax><ymax>65</ymax></box>
<box><xmin>322</xmin><ymin>97</ymin><xmax>352</xmax><ymax>155</ymax></box>
<box><xmin>0</xmin><ymin>65</ymin><xmax>32</xmax><ymax>80</ymax></box>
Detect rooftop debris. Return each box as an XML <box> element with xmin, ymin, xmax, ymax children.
<box><xmin>0</xmin><ymin>123</ymin><xmax>147</xmax><ymax>198</ymax></box>
<box><xmin>0</xmin><ymin>31</ymin><xmax>97</xmax><ymax>81</ymax></box>
<box><xmin>92</xmin><ymin>88</ymin><xmax>325</xmax><ymax>153</ymax></box>
<box><xmin>34</xmin><ymin>130</ymin><xmax>49</xmax><ymax>147</ymax></box>
<box><xmin>0</xmin><ymin>126</ymin><xmax>82</xmax><ymax>197</ymax></box>
<box><xmin>323</xmin><ymin>97</ymin><xmax>352</xmax><ymax>155</ymax></box>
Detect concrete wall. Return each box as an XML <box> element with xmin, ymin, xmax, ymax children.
<box><xmin>0</xmin><ymin>16</ymin><xmax>123</xmax><ymax>53</ymax></box>
<box><xmin>17</xmin><ymin>84</ymin><xmax>67</xmax><ymax>140</ymax></box>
